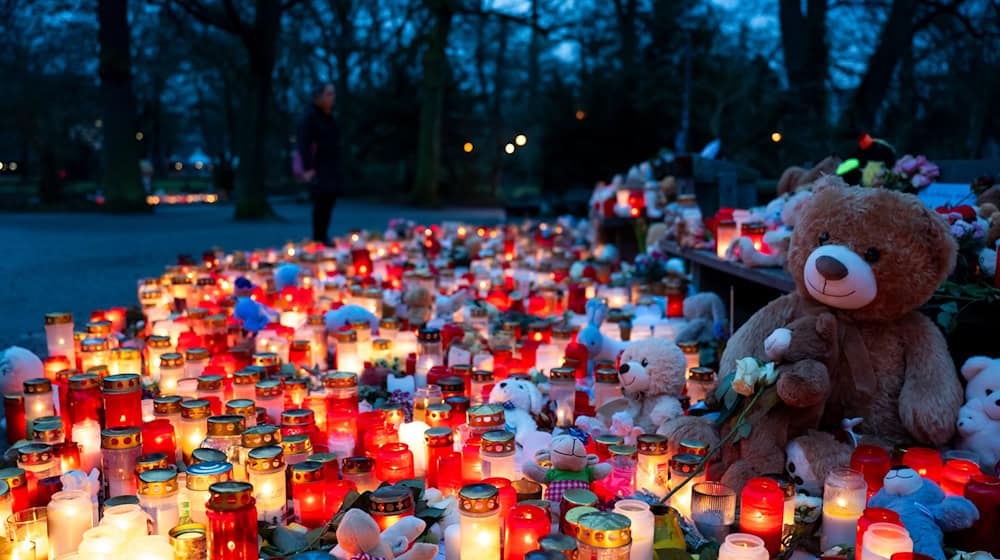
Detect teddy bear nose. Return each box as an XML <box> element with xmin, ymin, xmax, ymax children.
<box><xmin>816</xmin><ymin>255</ymin><xmax>849</xmax><ymax>281</ymax></box>
<box><xmin>619</xmin><ymin>363</ymin><xmax>630</xmax><ymax>374</ymax></box>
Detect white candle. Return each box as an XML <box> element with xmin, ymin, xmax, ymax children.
<box><xmin>821</xmin><ymin>468</ymin><xmax>867</xmax><ymax>551</ymax></box>
<box><xmin>99</xmin><ymin>504</ymin><xmax>150</xmax><ymax>544</ymax></box>
<box><xmin>47</xmin><ymin>490</ymin><xmax>93</xmax><ymax>558</ymax></box>
<box><xmin>444</xmin><ymin>522</ymin><xmax>461</xmax><ymax>560</ymax></box>
<box><xmin>72</xmin><ymin>419</ymin><xmax>102</xmax><ymax>474</ymax></box>
<box><xmin>129</xmin><ymin>535</ymin><xmax>174</xmax><ymax>560</ymax></box>
<box><xmin>613</xmin><ymin>499</ymin><xmax>654</xmax><ymax>560</ymax></box>
<box><xmin>718</xmin><ymin>533</ymin><xmax>769</xmax><ymax>560</ymax></box>
<box><xmin>78</xmin><ymin>526</ymin><xmax>127</xmax><ymax>560</ymax></box>
<box><xmin>860</xmin><ymin>523</ymin><xmax>912</xmax><ymax>560</ymax></box>
<box><xmin>399</xmin><ymin>421</ymin><xmax>430</xmax><ymax>478</ymax></box>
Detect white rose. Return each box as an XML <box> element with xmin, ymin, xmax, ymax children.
<box><xmin>732</xmin><ymin>357</ymin><xmax>761</xmax><ymax>396</ymax></box>
<box><xmin>760</xmin><ymin>362</ymin><xmax>778</xmax><ymax>386</ymax></box>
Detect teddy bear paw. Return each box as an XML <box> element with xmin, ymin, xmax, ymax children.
<box><xmin>764</xmin><ymin>328</ymin><xmax>792</xmax><ymax>361</ymax></box>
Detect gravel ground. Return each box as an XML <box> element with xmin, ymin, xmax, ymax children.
<box><xmin>0</xmin><ymin>199</ymin><xmax>504</xmax><ymax>354</ymax></box>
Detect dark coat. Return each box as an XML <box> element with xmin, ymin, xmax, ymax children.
<box><xmin>297</xmin><ymin>106</ymin><xmax>342</xmax><ymax>193</ymax></box>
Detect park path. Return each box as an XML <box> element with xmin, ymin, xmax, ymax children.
<box><xmin>0</xmin><ymin>200</ymin><xmax>504</xmax><ymax>355</ymax></box>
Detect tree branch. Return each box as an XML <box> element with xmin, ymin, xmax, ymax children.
<box><xmin>455</xmin><ymin>6</ymin><xmax>550</xmax><ymax>36</ymax></box>
<box><xmin>171</xmin><ymin>0</ymin><xmax>242</xmax><ymax>34</ymax></box>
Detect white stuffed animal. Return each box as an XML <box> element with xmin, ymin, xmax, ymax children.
<box><xmin>576</xmin><ymin>299</ymin><xmax>628</xmax><ymax>364</ymax></box>
<box><xmin>488</xmin><ymin>378</ymin><xmax>543</xmax><ymax>441</ymax></box>
<box><xmin>956</xmin><ymin>356</ymin><xmax>1000</xmax><ymax>469</ymax></box>
<box><xmin>1</xmin><ymin>347</ymin><xmax>44</xmax><ymax>443</ymax></box>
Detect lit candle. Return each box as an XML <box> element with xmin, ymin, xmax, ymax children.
<box><xmin>458</xmin><ymin>484</ymin><xmax>501</xmax><ymax>560</ymax></box>
<box><xmin>102</xmin><ymin>374</ymin><xmax>143</xmax><ymax>429</ymax></box>
<box><xmin>178</xmin><ymin>399</ymin><xmax>211</xmax><ymax>464</ymax></box>
<box><xmin>940</xmin><ymin>459</ymin><xmax>981</xmax><ymax>496</ymax></box>
<box><xmin>821</xmin><ymin>468</ymin><xmax>868</xmax><ymax>551</ymax></box>
<box><xmin>503</xmin><ymin>504</ymin><xmax>549</xmax><ymax>560</ymax></box>
<box><xmin>7</xmin><ymin>507</ymin><xmax>49</xmax><ymax>560</ymax></box>
<box><xmin>290</xmin><ymin>461</ymin><xmax>326</xmax><ymax>528</ymax></box>
<box><xmin>852</xmin><ymin>445</ymin><xmax>892</xmax><ymax>502</ymax></box>
<box><xmin>72</xmin><ymin>418</ymin><xmax>102</xmax><ymax>474</ymax></box>
<box><xmin>856</xmin><ymin>508</ymin><xmax>902</xmax><ymax>560</ymax></box>
<box><xmin>444</xmin><ymin>523</ymin><xmax>461</xmax><ymax>560</ymax></box>
<box><xmin>718</xmin><ymin>533</ymin><xmax>769</xmax><ymax>560</ymax></box>
<box><xmin>902</xmin><ymin>447</ymin><xmax>942</xmax><ymax>483</ymax></box>
<box><xmin>376</xmin><ymin>442</ymin><xmax>415</xmax><ymax>483</ymax></box>
<box><xmin>246</xmin><ymin>445</ymin><xmax>286</xmax><ymax>524</ymax></box>
<box><xmin>480</xmin><ymin>430</ymin><xmax>516</xmax><ymax>481</ymax></box>
<box><xmin>22</xmin><ymin>379</ymin><xmax>55</xmax><ymax>438</ymax></box>
<box><xmin>205</xmin><ymin>481</ymin><xmax>258</xmax><ymax>560</ymax></box>
<box><xmin>368</xmin><ymin>485</ymin><xmax>415</xmax><ymax>532</ymax></box>
<box><xmin>44</xmin><ymin>313</ymin><xmax>75</xmax><ymax>367</ymax></box>
<box><xmin>130</xmin><ymin>535</ymin><xmax>175</xmax><ymax>560</ymax></box>
<box><xmin>575</xmin><ymin>511</ymin><xmax>632</xmax><ymax>559</ymax></box>
<box><xmin>341</xmin><ymin>456</ymin><xmax>377</xmax><ymax>493</ymax></box>
<box><xmin>399</xmin><ymin>421</ymin><xmax>430</xmax><ymax>478</ymax></box>
<box><xmin>254</xmin><ymin>381</ymin><xmax>283</xmax><ymax>425</ymax></box>
<box><xmin>677</xmin><ymin>341</ymin><xmax>700</xmax><ymax>377</ymax></box>
<box><xmin>548</xmin><ymin>368</ymin><xmax>576</xmax><ymax>426</ymax></box>
<box><xmin>45</xmin><ymin>489</ymin><xmax>92</xmax><ymax>557</ymax></box>
<box><xmin>860</xmin><ymin>523</ymin><xmax>913</xmax><ymax>560</ymax></box>
<box><xmin>636</xmin><ymin>434</ymin><xmax>670</xmax><ymax>498</ymax></box>
<box><xmin>101</xmin><ymin>427</ymin><xmax>143</xmax><ymax>498</ymax></box>
<box><xmin>614</xmin><ymin>499</ymin><xmax>654</xmax><ymax>560</ymax></box>
<box><xmin>739</xmin><ymin>477</ymin><xmax>784</xmax><ymax>556</ymax></box>
<box><xmin>78</xmin><ymin>526</ymin><xmax>127</xmax><ymax>560</ymax></box>
<box><xmin>691</xmin><ymin>481</ymin><xmax>737</xmax><ymax>543</ymax></box>
<box><xmin>716</xmin><ymin>220</ymin><xmax>738</xmax><ymax>258</ymax></box>
<box><xmin>138</xmin><ymin>469</ymin><xmax>180</xmax><ymax>536</ymax></box>
<box><xmin>185</xmin><ymin>461</ymin><xmax>234</xmax><ymax>526</ymax></box>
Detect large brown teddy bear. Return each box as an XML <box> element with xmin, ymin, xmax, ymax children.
<box><xmin>665</xmin><ymin>180</ymin><xmax>963</xmax><ymax>489</ymax></box>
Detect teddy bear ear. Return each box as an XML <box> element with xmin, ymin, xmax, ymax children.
<box><xmin>526</xmin><ymin>382</ymin><xmax>544</xmax><ymax>414</ymax></box>
<box><xmin>961</xmin><ymin>356</ymin><xmax>995</xmax><ymax>381</ymax></box>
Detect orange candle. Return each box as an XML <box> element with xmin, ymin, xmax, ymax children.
<box><xmin>739</xmin><ymin>478</ymin><xmax>784</xmax><ymax>556</ymax></box>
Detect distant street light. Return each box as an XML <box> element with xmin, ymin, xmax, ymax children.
<box><xmin>463</xmin><ymin>142</ymin><xmax>474</xmax><ymax>153</ymax></box>
<box><xmin>194</xmin><ymin>162</ymin><xmax>204</xmax><ymax>170</ymax></box>
<box><xmin>135</xmin><ymin>131</ymin><xmax>144</xmax><ymax>141</ymax></box>
<box><xmin>95</xmin><ymin>119</ymin><xmax>103</xmax><ymax>128</ymax></box>
<box><xmin>514</xmin><ymin>134</ymin><xmax>527</xmax><ymax>146</ymax></box>
<box><xmin>575</xmin><ymin>110</ymin><xmax>586</xmax><ymax>120</ymax></box>
<box><xmin>174</xmin><ymin>162</ymin><xmax>183</xmax><ymax>171</ymax></box>
<box><xmin>9</xmin><ymin>162</ymin><xmax>17</xmax><ymax>171</ymax></box>
<box><xmin>504</xmin><ymin>143</ymin><xmax>515</xmax><ymax>154</ymax></box>
<box><xmin>771</xmin><ymin>131</ymin><xmax>782</xmax><ymax>143</ymax></box>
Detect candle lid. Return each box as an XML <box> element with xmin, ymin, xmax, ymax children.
<box><xmin>185</xmin><ymin>348</ymin><xmax>210</xmax><ymax>362</ymax></box>
<box><xmin>3</xmin><ymin>393</ymin><xmax>23</xmax><ymax>403</ymax></box>
<box><xmin>595</xmin><ymin>368</ymin><xmax>619</xmax><ymax>384</ymax></box>
<box><xmin>111</xmin><ymin>347</ymin><xmax>141</xmax><ymax>360</ymax></box>
<box><xmin>342</xmin><ymin>456</ymin><xmax>374</xmax><ymax>474</ymax></box>
<box><xmin>669</xmin><ymin>453</ymin><xmax>701</xmax><ymax>474</ymax></box>
<box><xmin>87</xmin><ymin>364</ymin><xmax>110</xmax><ymax>378</ymax></box>
<box><xmin>197</xmin><ymin>375</ymin><xmax>224</xmax><ymax>391</ymax></box>
<box><xmin>445</xmin><ymin>396</ymin><xmax>470</xmax><ymax>414</ymax></box>
<box><xmin>281</xmin><ymin>408</ymin><xmax>315</xmax><ymax>426</ymax></box>
<box><xmin>289</xmin><ymin>340</ymin><xmax>311</xmax><ymax>353</ymax></box>
<box><xmin>17</xmin><ymin>443</ymin><xmax>53</xmax><ymax>465</ymax></box>
<box><xmin>255</xmin><ymin>380</ymin><xmax>283</xmax><ymax>398</ymax></box>
<box><xmin>637</xmin><ymin>434</ymin><xmax>669</xmax><ymax>455</ymax></box>
<box><xmin>595</xmin><ymin>434</ymin><xmax>625</xmax><ymax>447</ymax></box>
<box><xmin>187</xmin><ymin>461</ymin><xmax>234</xmax><ymax>490</ymax></box>
<box><xmin>101</xmin><ymin>427</ymin><xmax>142</xmax><ymax>449</ymax></box>
<box><xmin>54</xmin><ymin>368</ymin><xmax>77</xmax><ymax>383</ymax></box>
<box><xmin>180</xmin><ymin>399</ymin><xmax>212</xmax><ymax>419</ymax></box>
<box><xmin>370</xmin><ymin>485</ymin><xmax>414</xmax><ymax>513</ymax></box>
<box><xmin>335</xmin><ymin>329</ymin><xmax>357</xmax><ymax>343</ymax></box>
<box><xmin>417</xmin><ymin>327</ymin><xmax>441</xmax><ymax>342</ymax></box>
<box><xmin>282</xmin><ymin>378</ymin><xmax>308</xmax><ymax>392</ymax></box>
<box><xmin>349</xmin><ymin>318</ymin><xmax>370</xmax><ymax>330</ymax></box>
<box><xmin>608</xmin><ymin>445</ymin><xmax>637</xmax><ymax>459</ymax></box>
<box><xmin>379</xmin><ymin>317</ymin><xmax>399</xmax><ymax>330</ymax></box>
<box><xmin>538</xmin><ymin>533</ymin><xmax>577</xmax><ymax>553</ymax></box>
<box><xmin>481</xmin><ymin>430</ymin><xmax>515</xmax><ymax>455</ymax></box>
<box><xmin>45</xmin><ymin>312</ymin><xmax>73</xmax><ymax>325</ymax></box>
<box><xmin>233</xmin><ymin>369</ymin><xmax>262</xmax><ymax>385</ymax></box>
<box><xmin>242</xmin><ymin>424</ymin><xmax>282</xmax><ymax>448</ymax></box>
<box><xmin>225</xmin><ymin>399</ymin><xmax>255</xmax><ymax>418</ymax></box>
<box><xmin>31</xmin><ymin>419</ymin><xmax>64</xmax><ymax>443</ymax></box>
<box><xmin>368</xmin><ymin>338</ymin><xmax>390</xmax><ymax>352</ymax></box>
<box><xmin>561</xmin><ymin>488</ymin><xmax>598</xmax><ymax>508</ymax></box>
<box><xmin>147</xmin><ymin>335</ymin><xmax>172</xmax><ymax>349</ymax></box>
<box><xmin>171</xmin><ymin>275</ymin><xmax>192</xmax><ymax>285</ymax></box>
<box><xmin>564</xmin><ymin>505</ymin><xmax>600</xmax><ymax>533</ymax></box>
<box><xmin>207</xmin><ymin>481</ymin><xmax>254</xmax><ymax>511</ymax></box>
<box><xmin>207</xmin><ymin>415</ymin><xmax>246</xmax><ymax>437</ymax></box>
<box><xmin>191</xmin><ymin>447</ymin><xmax>227</xmax><ymax>465</ymax></box>
<box><xmin>459</xmin><ymin>483</ymin><xmax>499</xmax><ymax>513</ymax></box>
<box><xmin>549</xmin><ymin>367</ymin><xmax>576</xmax><ymax>381</ymax></box>
<box><xmin>104</xmin><ymin>495</ymin><xmax>140</xmax><ymax>509</ymax></box>
<box><xmin>23</xmin><ymin>378</ymin><xmax>52</xmax><ymax>394</ymax></box>
<box><xmin>576</xmin><ymin>512</ymin><xmax>632</xmax><ymax>549</ymax></box>
<box><xmin>426</xmin><ymin>404</ymin><xmax>452</xmax><ymax>423</ymax></box>
<box><xmin>160</xmin><ymin>353</ymin><xmax>184</xmax><ymax>368</ymax></box>
<box><xmin>678</xmin><ymin>440</ymin><xmax>710</xmax><ymax>457</ymax></box>
<box><xmin>471</xmin><ymin>370</ymin><xmax>493</xmax><ymax>382</ymax></box>
<box><xmin>307</xmin><ymin>314</ymin><xmax>325</xmax><ymax>326</ymax></box>
<box><xmin>689</xmin><ymin>366</ymin><xmax>715</xmax><ymax>382</ymax></box>
<box><xmin>139</xmin><ymin>468</ymin><xmax>179</xmax><ymax>496</ymax></box>
<box><xmin>187</xmin><ymin>308</ymin><xmax>208</xmax><ymax>320</ymax></box>
<box><xmin>252</xmin><ymin>353</ymin><xmax>279</xmax><ymax>367</ymax></box>
<box><xmin>86</xmin><ymin>320</ymin><xmax>112</xmax><ymax>334</ymax></box>
<box><xmin>246</xmin><ymin>445</ymin><xmax>284</xmax><ymax>470</ymax></box>
<box><xmin>102</xmin><ymin>373</ymin><xmax>140</xmax><ymax>393</ymax></box>
<box><xmin>377</xmin><ymin>403</ymin><xmax>405</xmax><ymax>423</ymax></box>
<box><xmin>424</xmin><ymin>427</ymin><xmax>453</xmax><ymax>447</ymax></box>
<box><xmin>450</xmin><ymin>363</ymin><xmax>472</xmax><ymax>375</ymax></box>
<box><xmin>467</xmin><ymin>404</ymin><xmax>505</xmax><ymax>428</ymax></box>
<box><xmin>81</xmin><ymin>338</ymin><xmax>110</xmax><ymax>353</ymax></box>
<box><xmin>763</xmin><ymin>473</ymin><xmax>796</xmax><ymax>498</ymax></box>
<box><xmin>433</xmin><ymin>377</ymin><xmax>462</xmax><ymax>394</ymax></box>
<box><xmin>0</xmin><ymin>468</ymin><xmax>26</xmax><ymax>489</ymax></box>
<box><xmin>323</xmin><ymin>372</ymin><xmax>358</xmax><ymax>389</ymax></box>
<box><xmin>291</xmin><ymin>461</ymin><xmax>323</xmax><ymax>483</ymax></box>
<box><xmin>281</xmin><ymin>433</ymin><xmax>313</xmax><ymax>456</ymax></box>
<box><xmin>308</xmin><ymin>452</ymin><xmax>339</xmax><ymax>468</ymax></box>
<box><xmin>136</xmin><ymin>453</ymin><xmax>170</xmax><ymax>474</ymax></box>
<box><xmin>676</xmin><ymin>340</ymin><xmax>699</xmax><ymax>353</ymax></box>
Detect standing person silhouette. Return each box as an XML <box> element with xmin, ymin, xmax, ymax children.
<box><xmin>296</xmin><ymin>83</ymin><xmax>341</xmax><ymax>244</ymax></box>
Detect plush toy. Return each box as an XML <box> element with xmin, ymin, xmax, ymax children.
<box><xmin>776</xmin><ymin>155</ymin><xmax>841</xmax><ymax>195</ymax></box>
<box><xmin>726</xmin><ymin>231</ymin><xmax>792</xmax><ymax>268</ymax></box>
<box><xmin>616</xmin><ymin>337</ymin><xmax>687</xmax><ymax>433</ymax></box>
<box><xmin>645</xmin><ymin>222</ymin><xmax>670</xmax><ymax>253</ymax></box>
<box><xmin>488</xmin><ymin>378</ymin><xmax>543</xmax><ymax>441</ymax></box>
<box><xmin>956</xmin><ymin>356</ymin><xmax>1000</xmax><ymax>468</ymax></box>
<box><xmin>273</xmin><ymin>263</ymin><xmax>300</xmax><ymax>291</ymax></box>
<box><xmin>434</xmin><ymin>290</ymin><xmax>467</xmax><ymax>321</ymax></box>
<box><xmin>868</xmin><ymin>467</ymin><xmax>979</xmax><ymax>560</ymax></box>
<box><xmin>324</xmin><ymin>304</ymin><xmax>379</xmax><ymax>333</ymax></box>
<box><xmin>784</xmin><ymin>430</ymin><xmax>852</xmax><ymax>496</ymax></box>
<box><xmin>675</xmin><ymin>292</ymin><xmax>727</xmax><ymax>344</ymax></box>
<box><xmin>403</xmin><ymin>285</ymin><xmax>434</xmax><ymax>329</ymax></box>
<box><xmin>233</xmin><ymin>297</ymin><xmax>279</xmax><ymax>332</ymax></box>
<box><xmin>332</xmin><ymin>508</ymin><xmax>438</xmax><ymax>560</ymax></box>
<box><xmin>522</xmin><ymin>432</ymin><xmax>611</xmax><ymax>509</ymax></box>
<box><xmin>664</xmin><ymin>180</ymin><xmax>963</xmax><ymax>489</ymax></box>
<box><xmin>576</xmin><ymin>299</ymin><xmax>628</xmax><ymax>364</ymax></box>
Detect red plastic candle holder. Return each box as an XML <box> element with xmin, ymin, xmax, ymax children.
<box><xmin>851</xmin><ymin>445</ymin><xmax>891</xmax><ymax>501</ymax></box>
<box><xmin>102</xmin><ymin>374</ymin><xmax>143</xmax><ymax>429</ymax></box>
<box><xmin>363</xmin><ymin>425</ymin><xmax>397</xmax><ymax>459</ymax></box>
<box><xmin>4</xmin><ymin>395</ymin><xmax>27</xmax><ymax>444</ymax></box>
<box><xmin>503</xmin><ymin>504</ymin><xmax>549</xmax><ymax>560</ymax></box>
<box><xmin>739</xmin><ymin>477</ymin><xmax>784</xmax><ymax>556</ymax></box>
<box><xmin>206</xmin><ymin>484</ymin><xmax>258</xmax><ymax>560</ymax></box>
<box><xmin>940</xmin><ymin>459</ymin><xmax>981</xmax><ymax>496</ymax></box>
<box><xmin>903</xmin><ymin>447</ymin><xmax>943</xmax><ymax>483</ymax></box>
<box><xmin>437</xmin><ymin>452</ymin><xmax>464</xmax><ymax>497</ymax></box>
<box><xmin>142</xmin><ymin>419</ymin><xmax>177</xmax><ymax>462</ymax></box>
<box><xmin>957</xmin><ymin>475</ymin><xmax>1000</xmax><ymax>555</ymax></box>
<box><xmin>376</xmin><ymin>442</ymin><xmax>415</xmax><ymax>483</ymax></box>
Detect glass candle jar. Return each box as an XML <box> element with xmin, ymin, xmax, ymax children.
<box><xmin>860</xmin><ymin>523</ymin><xmax>913</xmax><ymax>560</ymax></box>
<box><xmin>413</xmin><ymin>385</ymin><xmax>443</xmax><ymax>422</ymax></box>
<box><xmin>686</xmin><ymin>367</ymin><xmax>717</xmax><ymax>405</ymax></box>
<box><xmin>614</xmin><ymin>500</ymin><xmax>654</xmax><ymax>560</ymax></box>
<box><xmin>281</xmin><ymin>378</ymin><xmax>308</xmax><ymax>410</ymax></box>
<box><xmin>467</xmin><ymin>403</ymin><xmax>506</xmax><ymax>440</ymax></box>
<box><xmin>145</xmin><ymin>335</ymin><xmax>172</xmax><ymax>379</ymax></box>
<box><xmin>470</xmin><ymin>370</ymin><xmax>493</xmax><ymax>406</ymax></box>
<box><xmin>371</xmin><ymin>338</ymin><xmax>392</xmax><ymax>363</ymax></box>
<box><xmin>457</xmin><ymin>484</ymin><xmax>500</xmax><ymax>560</ymax></box>
<box><xmin>158</xmin><ymin>353</ymin><xmax>185</xmax><ymax>395</ymax></box>
<box><xmin>636</xmin><ymin>434</ymin><xmax>670</xmax><ymax>498</ymax></box>
<box><xmin>668</xmin><ymin>453</ymin><xmax>704</xmax><ymax>518</ymax></box>
<box><xmin>852</xmin><ymin>445</ymin><xmax>892</xmax><ymax>501</ymax></box>
<box><xmin>232</xmin><ymin>369</ymin><xmax>261</xmax><ymax>402</ymax></box>
<box><xmin>739</xmin><ymin>477</ymin><xmax>784</xmax><ymax>556</ymax></box>
<box><xmin>203</xmin><ymin>315</ymin><xmax>228</xmax><ymax>355</ymax></box>
<box><xmin>902</xmin><ymin>447</ymin><xmax>942</xmax><ymax>483</ymax></box>
<box><xmin>592</xmin><ymin>368</ymin><xmax>622</xmax><ymax>410</ymax></box>
<box><xmin>45</xmin><ymin>312</ymin><xmax>75</xmax><ymax>366</ymax></box>
<box><xmin>136</xmin><ymin>452</ymin><xmax>170</xmax><ymax>476</ymax></box>
<box><xmin>439</xmin><ymin>374</ymin><xmax>466</xmax><ymax>400</ymax></box>
<box><xmin>341</xmin><ymin>456</ymin><xmax>377</xmax><ymax>493</ymax></box>
<box><xmin>290</xmin><ymin>461</ymin><xmax>325</xmax><ymax>528</ymax></box>
<box><xmin>857</xmin><ymin>508</ymin><xmax>902</xmax><ymax>560</ymax></box>
<box><xmin>179</xmin><ymin>399</ymin><xmax>211</xmax><ymax>464</ymax></box>
<box><xmin>247</xmin><ymin>445</ymin><xmax>286</xmax><ymax>524</ymax></box>
<box><xmin>141</xmin><ymin>419</ymin><xmax>176</xmax><ymax>464</ymax></box>
<box><xmin>480</xmin><ymin>430</ymin><xmax>516</xmax><ymax>481</ymax></box>
<box><xmin>425</xmin><ymin>403</ymin><xmax>452</xmax><ymax>429</ymax></box>
<box><xmin>821</xmin><ymin>467</ymin><xmax>868</xmax><ymax>551</ymax></box>
<box><xmin>369</xmin><ymin>485</ymin><xmax>415</xmax><ymax>532</ymax></box>
<box><xmin>4</xmin><ymin>394</ymin><xmax>27</xmax><ymax>445</ymax></box>
<box><xmin>108</xmin><ymin>347</ymin><xmax>141</xmax><ymax>378</ymax></box>
<box><xmin>184</xmin><ymin>348</ymin><xmax>210</xmax><ymax>380</ymax></box>
<box><xmin>335</xmin><ymin>330</ymin><xmax>362</xmax><ymax>373</ymax></box>
<box><xmin>281</xmin><ymin>408</ymin><xmax>316</xmax><ymax>439</ymax></box>
<box><xmin>22</xmin><ymin>379</ymin><xmax>55</xmax><ymax>438</ymax></box>
<box><xmin>80</xmin><ymin>338</ymin><xmax>111</xmax><ymax>374</ymax></box>
<box><xmin>17</xmin><ymin>443</ymin><xmax>56</xmax><ymax>484</ymax></box>
<box><xmin>958</xmin><ymin>475</ymin><xmax>1000</xmax><ymax>555</ymax></box>
<box><xmin>102</xmin><ymin>374</ymin><xmax>142</xmax><ymax>429</ymax></box>
<box><xmin>30</xmin><ymin>417</ymin><xmax>63</xmax><ymax>445</ymax></box>
<box><xmin>324</xmin><ymin>371</ymin><xmax>359</xmax><ymax>415</ymax></box>
<box><xmin>254</xmin><ymin>380</ymin><xmax>284</xmax><ymax>425</ymax></box>
<box><xmin>281</xmin><ymin>434</ymin><xmax>313</xmax><ymax>467</ymax></box>
<box><xmin>238</xmin><ymin>424</ymin><xmax>282</xmax><ymax>482</ymax></box>
<box><xmin>718</xmin><ymin>533</ymin><xmax>769</xmax><ymax>560</ymax></box>
<box><xmin>288</xmin><ymin>340</ymin><xmax>312</xmax><ymax>369</ymax></box>
<box><xmin>152</xmin><ymin>394</ymin><xmax>182</xmax><ymax>422</ymax></box>
<box><xmin>169</xmin><ymin>523</ymin><xmax>207</xmax><ymax>560</ymax></box>
<box><xmin>201</xmin><ymin>415</ymin><xmax>245</xmax><ymax>466</ymax></box>
<box><xmin>376</xmin><ymin>442</ymin><xmax>415</xmax><ymax>483</ymax></box>
<box><xmin>46</xmin><ymin>489</ymin><xmax>92</xmax><ymax>558</ymax></box>
<box><xmin>101</xmin><ymin>427</ymin><xmax>143</xmax><ymax>498</ymax></box>
<box><xmin>940</xmin><ymin>459</ymin><xmax>981</xmax><ymax>496</ymax></box>
<box><xmin>7</xmin><ymin>506</ymin><xmax>49</xmax><ymax>560</ymax></box>
<box><xmin>185</xmin><ymin>461</ymin><xmax>233</xmax><ymax>525</ymax></box>
<box><xmin>576</xmin><ymin>511</ymin><xmax>632</xmax><ymax>560</ymax></box>
<box><xmin>0</xmin><ymin>468</ymin><xmax>28</xmax><ymax>514</ymax></box>
<box><xmin>196</xmin><ymin>375</ymin><xmax>225</xmax><ymax>414</ymax></box>
<box><xmin>415</xmin><ymin>328</ymin><xmax>442</xmax><ymax>388</ymax></box>
<box><xmin>690</xmin><ymin>481</ymin><xmax>737</xmax><ymax>542</ymax></box>
<box><xmin>206</xmin><ymin>481</ymin><xmax>258</xmax><ymax>560</ymax></box>
<box><xmin>423</xmin><ymin>427</ymin><xmax>453</xmax><ymax>489</ymax></box>
<box><xmin>225</xmin><ymin>399</ymin><xmax>256</xmax><ymax>432</ymax></box>
<box><xmin>138</xmin><ymin>468</ymin><xmax>180</xmax><ymax>536</ymax></box>
<box><xmin>503</xmin><ymin>504</ymin><xmax>549</xmax><ymax>560</ymax></box>
<box><xmin>548</xmin><ymin>367</ymin><xmax>576</xmax><ymax>426</ymax></box>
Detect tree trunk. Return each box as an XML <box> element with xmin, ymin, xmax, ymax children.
<box><xmin>844</xmin><ymin>0</ymin><xmax>918</xmax><ymax>134</ymax></box>
<box><xmin>778</xmin><ymin>0</ymin><xmax>828</xmax><ymax>149</ymax></box>
<box><xmin>332</xmin><ymin>0</ymin><xmax>355</xmax><ymax>191</ymax></box>
<box><xmin>412</xmin><ymin>0</ymin><xmax>454</xmax><ymax>208</ymax></box>
<box><xmin>98</xmin><ymin>0</ymin><xmax>148</xmax><ymax>212</ymax></box>
<box><xmin>233</xmin><ymin>0</ymin><xmax>280</xmax><ymax>220</ymax></box>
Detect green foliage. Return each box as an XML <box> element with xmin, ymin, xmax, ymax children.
<box><xmin>928</xmin><ymin>281</ymin><xmax>1000</xmax><ymax>333</ymax></box>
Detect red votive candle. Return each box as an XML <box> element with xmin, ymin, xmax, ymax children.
<box><xmin>739</xmin><ymin>477</ymin><xmax>784</xmax><ymax>556</ymax></box>
<box><xmin>102</xmin><ymin>373</ymin><xmax>143</xmax><ymax>428</ymax></box>
<box><xmin>326</xmin><ymin>479</ymin><xmax>355</xmax><ymax>516</ymax></box>
<box><xmin>0</xmin><ymin>468</ymin><xmax>28</xmax><ymax>513</ymax></box>
<box><xmin>356</xmin><ymin>410</ymin><xmax>386</xmax><ymax>454</ymax></box>
<box><xmin>425</xmin><ymin>427</ymin><xmax>453</xmax><ymax>489</ymax></box>
<box><xmin>281</xmin><ymin>408</ymin><xmax>316</xmax><ymax>438</ymax></box>
<box><xmin>857</xmin><ymin>507</ymin><xmax>901</xmax><ymax>558</ymax></box>
<box><xmin>291</xmin><ymin>461</ymin><xmax>326</xmax><ymax>528</ymax></box>
<box><xmin>462</xmin><ymin>438</ymin><xmax>483</xmax><ymax>482</ymax></box>
<box><xmin>903</xmin><ymin>447</ymin><xmax>943</xmax><ymax>483</ymax></box>
<box><xmin>940</xmin><ymin>459</ymin><xmax>981</xmax><ymax>496</ymax></box>
<box><xmin>437</xmin><ymin>452</ymin><xmax>464</xmax><ymax>497</ymax></box>
<box><xmin>852</xmin><ymin>445</ymin><xmax>891</xmax><ymax>501</ymax></box>
<box><xmin>376</xmin><ymin>442</ymin><xmax>415</xmax><ymax>483</ymax></box>
<box><xmin>504</xmin><ymin>504</ymin><xmax>549</xmax><ymax>560</ymax></box>
<box><xmin>957</xmin><ymin>475</ymin><xmax>1000</xmax><ymax>555</ymax></box>
<box><xmin>44</xmin><ymin>356</ymin><xmax>72</xmax><ymax>382</ymax></box>
<box><xmin>206</xmin><ymin>481</ymin><xmax>258</xmax><ymax>560</ymax></box>
<box><xmin>288</xmin><ymin>340</ymin><xmax>312</xmax><ymax>368</ymax></box>
<box><xmin>142</xmin><ymin>419</ymin><xmax>177</xmax><ymax>462</ymax></box>
<box><xmin>68</xmin><ymin>373</ymin><xmax>102</xmax><ymax>426</ymax></box>
<box><xmin>445</xmin><ymin>397</ymin><xmax>469</xmax><ymax>431</ymax></box>
<box><xmin>4</xmin><ymin>394</ymin><xmax>27</xmax><ymax>444</ymax></box>
<box><xmin>363</xmin><ymin>424</ymin><xmax>397</xmax><ymax>458</ymax></box>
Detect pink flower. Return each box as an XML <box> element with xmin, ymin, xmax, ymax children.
<box><xmin>895</xmin><ymin>155</ymin><xmax>920</xmax><ymax>176</ymax></box>
<box><xmin>919</xmin><ymin>162</ymin><xmax>940</xmax><ymax>179</ymax></box>
<box><xmin>911</xmin><ymin>174</ymin><xmax>932</xmax><ymax>189</ymax></box>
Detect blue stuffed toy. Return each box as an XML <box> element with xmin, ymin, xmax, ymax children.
<box><xmin>868</xmin><ymin>466</ymin><xmax>979</xmax><ymax>560</ymax></box>
<box><xmin>233</xmin><ymin>296</ymin><xmax>279</xmax><ymax>332</ymax></box>
<box><xmin>324</xmin><ymin>304</ymin><xmax>378</xmax><ymax>333</ymax></box>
